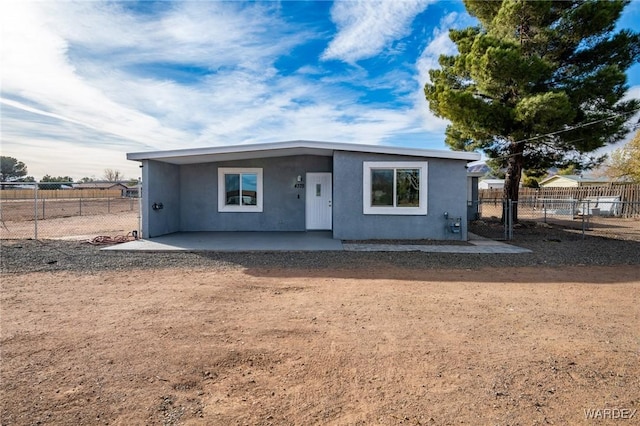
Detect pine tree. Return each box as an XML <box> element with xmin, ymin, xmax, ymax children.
<box><xmin>425</xmin><ymin>0</ymin><xmax>639</xmax><ymax>220</ymax></box>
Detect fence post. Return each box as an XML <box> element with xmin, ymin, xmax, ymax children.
<box><xmin>138</xmin><ymin>179</ymin><xmax>142</xmax><ymax>237</ymax></box>
<box><xmin>108</xmin><ymin>197</ymin><xmax>111</xmax><ymax>214</ymax></box>
<box><xmin>42</xmin><ymin>197</ymin><xmax>46</xmax><ymax>220</ymax></box>
<box><xmin>581</xmin><ymin>200</ymin><xmax>586</xmax><ymax>239</ymax></box>
<box><xmin>34</xmin><ymin>184</ymin><xmax>38</xmax><ymax>240</ymax></box>
<box><xmin>501</xmin><ymin>199</ymin><xmax>514</xmax><ymax>241</ymax></box>
<box><xmin>508</xmin><ymin>199</ymin><xmax>514</xmax><ymax>240</ymax></box>
<box><xmin>79</xmin><ymin>197</ymin><xmax>82</xmax><ymax>216</ymax></box>
<box><xmin>503</xmin><ymin>200</ymin><xmax>508</xmax><ymax>240</ymax></box>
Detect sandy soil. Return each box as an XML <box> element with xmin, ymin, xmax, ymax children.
<box><xmin>0</xmin><ymin>212</ymin><xmax>139</xmax><ymax>240</ymax></box>
<box><xmin>0</xmin><ymin>198</ymin><xmax>138</xmax><ymax>222</ymax></box>
<box><xmin>2</xmin><ymin>265</ymin><xmax>639</xmax><ymax>425</ymax></box>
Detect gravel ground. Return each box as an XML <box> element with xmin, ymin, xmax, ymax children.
<box><xmin>2</xmin><ymin>222</ymin><xmax>639</xmax><ymax>274</ymax></box>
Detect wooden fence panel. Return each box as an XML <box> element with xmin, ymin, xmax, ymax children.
<box><xmin>0</xmin><ymin>189</ymin><xmax>124</xmax><ymax>200</ymax></box>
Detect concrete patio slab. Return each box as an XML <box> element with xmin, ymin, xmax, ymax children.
<box><xmin>102</xmin><ymin>231</ymin><xmax>344</xmax><ymax>252</ymax></box>
<box><xmin>102</xmin><ymin>231</ymin><xmax>530</xmax><ymax>254</ymax></box>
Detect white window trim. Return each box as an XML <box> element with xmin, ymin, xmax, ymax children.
<box><xmin>218</xmin><ymin>167</ymin><xmax>263</xmax><ymax>212</ymax></box>
<box><xmin>363</xmin><ymin>161</ymin><xmax>428</xmax><ymax>215</ymax></box>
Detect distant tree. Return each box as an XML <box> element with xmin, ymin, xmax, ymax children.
<box><xmin>103</xmin><ymin>169</ymin><xmax>124</xmax><ymax>182</ymax></box>
<box><xmin>484</xmin><ymin>158</ymin><xmax>506</xmax><ymax>179</ymax></box>
<box><xmin>41</xmin><ymin>175</ymin><xmax>73</xmax><ymax>182</ymax></box>
<box><xmin>424</xmin><ymin>0</ymin><xmax>640</xmax><ymax>221</ymax></box>
<box><xmin>604</xmin><ymin>130</ymin><xmax>640</xmax><ymax>182</ymax></box>
<box><xmin>39</xmin><ymin>175</ymin><xmax>74</xmax><ymax>190</ymax></box>
<box><xmin>0</xmin><ymin>156</ymin><xmax>28</xmax><ymax>181</ymax></box>
<box><xmin>521</xmin><ymin>175</ymin><xmax>540</xmax><ymax>188</ymax></box>
<box><xmin>79</xmin><ymin>176</ymin><xmax>96</xmax><ymax>183</ymax></box>
<box><xmin>557</xmin><ymin>165</ymin><xmax>580</xmax><ymax>176</ymax></box>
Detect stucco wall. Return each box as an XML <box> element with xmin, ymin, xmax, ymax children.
<box><xmin>143</xmin><ymin>160</ymin><xmax>180</xmax><ymax>238</ymax></box>
<box><xmin>332</xmin><ymin>151</ymin><xmax>469</xmax><ymax>240</ymax></box>
<box><xmin>145</xmin><ymin>151</ymin><xmax>469</xmax><ymax>239</ymax></box>
<box><xmin>179</xmin><ymin>155</ymin><xmax>332</xmax><ymax>232</ymax></box>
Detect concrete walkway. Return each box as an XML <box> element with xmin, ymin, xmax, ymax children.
<box><xmin>103</xmin><ymin>231</ymin><xmax>530</xmax><ymax>254</ymax></box>
<box><xmin>343</xmin><ymin>233</ymin><xmax>530</xmax><ymax>253</ymax></box>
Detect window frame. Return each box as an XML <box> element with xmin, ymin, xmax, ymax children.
<box><xmin>217</xmin><ymin>167</ymin><xmax>263</xmax><ymax>212</ymax></box>
<box><xmin>363</xmin><ymin>161</ymin><xmax>428</xmax><ymax>215</ymax></box>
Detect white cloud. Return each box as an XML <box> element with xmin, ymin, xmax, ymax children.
<box><xmin>0</xmin><ymin>1</ymin><xmax>191</xmax><ymax>149</ymax></box>
<box><xmin>0</xmin><ymin>1</ymin><xmax>312</xmax><ymax>178</ymax></box>
<box><xmin>0</xmin><ymin>0</ymin><xmax>477</xmax><ymax>179</ymax></box>
<box><xmin>2</xmin><ymin>0</ymin><xmax>636</xmax><ymax>174</ymax></box>
<box><xmin>312</xmin><ymin>9</ymin><xmax>472</xmax><ymax>147</ymax></box>
<box><xmin>192</xmin><ymin>73</ymin><xmax>419</xmax><ymax>146</ymax></box>
<box><xmin>623</xmin><ymin>85</ymin><xmax>640</xmax><ymax>103</ymax></box>
<box><xmin>411</xmin><ymin>12</ymin><xmax>469</xmax><ymax>136</ymax></box>
<box><xmin>594</xmin><ymin>85</ymin><xmax>640</xmax><ymax>156</ymax></box>
<box><xmin>0</xmin><ymin>107</ymin><xmax>143</xmax><ymax>179</ymax></box>
<box><xmin>416</xmin><ymin>24</ymin><xmax>457</xmax><ymax>85</ymax></box>
<box><xmin>2</xmin><ymin>136</ymin><xmax>143</xmax><ymax>181</ymax></box>
<box><xmin>322</xmin><ymin>0</ymin><xmax>432</xmax><ymax>63</ymax></box>
<box><xmin>1</xmin><ymin>0</ymin><xmax>432</xmax><ymax>158</ymax></box>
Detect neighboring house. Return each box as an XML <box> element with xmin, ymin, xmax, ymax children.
<box><xmin>74</xmin><ymin>182</ymin><xmax>129</xmax><ymax>196</ymax></box>
<box><xmin>124</xmin><ymin>183</ymin><xmax>140</xmax><ymax>198</ymax></box>
<box><xmin>478</xmin><ymin>179</ymin><xmax>505</xmax><ymax>190</ymax></box>
<box><xmin>3</xmin><ymin>184</ymin><xmax>36</xmax><ymax>189</ymax></box>
<box><xmin>539</xmin><ymin>175</ymin><xmax>611</xmax><ymax>188</ymax></box>
<box><xmin>127</xmin><ymin>140</ymin><xmax>480</xmax><ymax>240</ymax></box>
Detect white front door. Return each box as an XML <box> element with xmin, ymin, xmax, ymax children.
<box><xmin>306</xmin><ymin>173</ymin><xmax>332</xmax><ymax>230</ymax></box>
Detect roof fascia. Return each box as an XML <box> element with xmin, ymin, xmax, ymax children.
<box><xmin>127</xmin><ymin>140</ymin><xmax>481</xmax><ymax>162</ymax></box>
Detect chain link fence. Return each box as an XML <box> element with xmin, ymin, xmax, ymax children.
<box><xmin>0</xmin><ymin>182</ymin><xmax>140</xmax><ymax>240</ymax></box>
<box><xmin>4</xmin><ymin>180</ymin><xmax>639</xmax><ymax>242</ymax></box>
<box><xmin>476</xmin><ymin>198</ymin><xmax>640</xmax><ymax>241</ymax></box>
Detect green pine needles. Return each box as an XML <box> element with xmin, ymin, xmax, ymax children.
<box><xmin>425</xmin><ymin>0</ymin><xmax>640</xmax><ymax>216</ymax></box>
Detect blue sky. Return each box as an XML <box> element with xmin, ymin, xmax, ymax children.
<box><xmin>1</xmin><ymin>0</ymin><xmax>639</xmax><ymax>180</ymax></box>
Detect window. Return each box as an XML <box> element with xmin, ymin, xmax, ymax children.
<box><xmin>218</xmin><ymin>168</ymin><xmax>263</xmax><ymax>212</ymax></box>
<box><xmin>363</xmin><ymin>161</ymin><xmax>427</xmax><ymax>215</ymax></box>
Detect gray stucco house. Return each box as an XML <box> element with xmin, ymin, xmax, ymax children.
<box><xmin>127</xmin><ymin>140</ymin><xmax>480</xmax><ymax>240</ymax></box>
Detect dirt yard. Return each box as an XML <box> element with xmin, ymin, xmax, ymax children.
<box><xmin>0</xmin><ymin>211</ymin><xmax>139</xmax><ymax>240</ymax></box>
<box><xmin>2</xmin><ymin>264</ymin><xmax>639</xmax><ymax>425</ymax></box>
<box><xmin>0</xmin><ymin>198</ymin><xmax>138</xmax><ymax>222</ymax></box>
<box><xmin>0</xmin><ymin>198</ymin><xmax>139</xmax><ymax>239</ymax></box>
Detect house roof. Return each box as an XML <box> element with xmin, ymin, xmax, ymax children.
<box><xmin>466</xmin><ymin>162</ymin><xmax>490</xmax><ymax>174</ymax></box>
<box><xmin>74</xmin><ymin>182</ymin><xmax>127</xmax><ymax>189</ymax></box>
<box><xmin>539</xmin><ymin>174</ymin><xmax>610</xmax><ymax>185</ymax></box>
<box><xmin>127</xmin><ymin>140</ymin><xmax>481</xmax><ymax>164</ymax></box>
